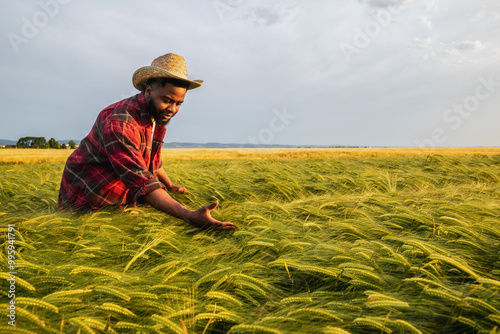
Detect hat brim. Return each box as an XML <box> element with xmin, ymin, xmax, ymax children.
<box><xmin>132</xmin><ymin>66</ymin><xmax>204</xmax><ymax>91</ymax></box>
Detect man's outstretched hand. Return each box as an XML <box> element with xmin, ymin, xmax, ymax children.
<box><xmin>144</xmin><ymin>189</ymin><xmax>235</xmax><ymax>231</ymax></box>
<box><xmin>186</xmin><ymin>201</ymin><xmax>235</xmax><ymax>231</ymax></box>
<box><xmin>168</xmin><ymin>184</ymin><xmax>190</xmax><ymax>195</ymax></box>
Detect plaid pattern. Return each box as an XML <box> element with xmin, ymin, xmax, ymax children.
<box><xmin>58</xmin><ymin>93</ymin><xmax>166</xmax><ymax>211</ymax></box>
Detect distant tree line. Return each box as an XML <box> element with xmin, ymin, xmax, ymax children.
<box><xmin>15</xmin><ymin>137</ymin><xmax>76</xmax><ymax>149</ymax></box>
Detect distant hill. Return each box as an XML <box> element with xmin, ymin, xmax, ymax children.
<box><xmin>162</xmin><ymin>142</ymin><xmax>365</xmax><ymax>149</ymax></box>
<box><xmin>55</xmin><ymin>141</ymin><xmax>303</xmax><ymax>149</ymax></box>
<box><xmin>58</xmin><ymin>139</ymin><xmax>82</xmax><ymax>145</ymax></box>
<box><xmin>0</xmin><ymin>139</ymin><xmax>17</xmax><ymax>146</ymax></box>
<box><xmin>1</xmin><ymin>139</ymin><xmax>299</xmax><ymax>148</ymax></box>
<box><xmin>0</xmin><ymin>139</ymin><xmax>83</xmax><ymax>146</ymax></box>
<box><xmin>163</xmin><ymin>142</ymin><xmax>298</xmax><ymax>149</ymax></box>
<box><xmin>1</xmin><ymin>139</ymin><xmax>362</xmax><ymax>149</ymax></box>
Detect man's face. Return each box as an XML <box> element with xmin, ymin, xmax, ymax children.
<box><xmin>145</xmin><ymin>82</ymin><xmax>187</xmax><ymax>125</ymax></box>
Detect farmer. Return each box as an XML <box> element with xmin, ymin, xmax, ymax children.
<box><xmin>58</xmin><ymin>53</ymin><xmax>235</xmax><ymax>231</ymax></box>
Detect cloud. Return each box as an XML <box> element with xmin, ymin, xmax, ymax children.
<box><xmin>212</xmin><ymin>1</ymin><xmax>300</xmax><ymax>26</ymax></box>
<box><xmin>244</xmin><ymin>4</ymin><xmax>300</xmax><ymax>26</ymax></box>
<box><xmin>418</xmin><ymin>15</ymin><xmax>433</xmax><ymax>29</ymax></box>
<box><xmin>425</xmin><ymin>0</ymin><xmax>438</xmax><ymax>13</ymax></box>
<box><xmin>358</xmin><ymin>0</ymin><xmax>411</xmax><ymax>9</ymax></box>
<box><xmin>409</xmin><ymin>38</ymin><xmax>487</xmax><ymax>63</ymax></box>
<box><xmin>455</xmin><ymin>40</ymin><xmax>486</xmax><ymax>51</ymax></box>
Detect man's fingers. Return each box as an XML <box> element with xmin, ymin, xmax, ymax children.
<box><xmin>222</xmin><ymin>223</ymin><xmax>236</xmax><ymax>230</ymax></box>
<box><xmin>205</xmin><ymin>201</ymin><xmax>219</xmax><ymax>211</ymax></box>
<box><xmin>190</xmin><ymin>201</ymin><xmax>236</xmax><ymax>231</ymax></box>
<box><xmin>170</xmin><ymin>185</ymin><xmax>190</xmax><ymax>194</ymax></box>
<box><xmin>211</xmin><ymin>222</ymin><xmax>236</xmax><ymax>231</ymax></box>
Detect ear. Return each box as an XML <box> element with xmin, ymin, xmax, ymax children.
<box><xmin>145</xmin><ymin>85</ymin><xmax>152</xmax><ymax>101</ymax></box>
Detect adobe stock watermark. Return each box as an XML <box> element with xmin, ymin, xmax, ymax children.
<box><xmin>339</xmin><ymin>5</ymin><xmax>403</xmax><ymax>63</ymax></box>
<box><xmin>6</xmin><ymin>222</ymin><xmax>17</xmax><ymax>327</ymax></box>
<box><xmin>7</xmin><ymin>0</ymin><xmax>72</xmax><ymax>54</ymax></box>
<box><xmin>415</xmin><ymin>74</ymin><xmax>499</xmax><ymax>148</ymax></box>
<box><xmin>243</xmin><ymin>107</ymin><xmax>295</xmax><ymax>147</ymax></box>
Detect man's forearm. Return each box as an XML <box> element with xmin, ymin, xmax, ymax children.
<box><xmin>144</xmin><ymin>187</ymin><xmax>236</xmax><ymax>231</ymax></box>
<box><xmin>143</xmin><ymin>188</ymin><xmax>191</xmax><ymax>222</ymax></box>
<box><xmin>157</xmin><ymin>167</ymin><xmax>174</xmax><ymax>189</ymax></box>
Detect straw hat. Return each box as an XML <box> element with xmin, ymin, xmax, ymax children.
<box><xmin>132</xmin><ymin>53</ymin><xmax>204</xmax><ymax>91</ymax></box>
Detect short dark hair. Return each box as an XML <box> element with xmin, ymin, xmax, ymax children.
<box><xmin>144</xmin><ymin>77</ymin><xmax>190</xmax><ymax>91</ymax></box>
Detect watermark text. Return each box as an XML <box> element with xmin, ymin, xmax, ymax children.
<box><xmin>340</xmin><ymin>6</ymin><xmax>403</xmax><ymax>63</ymax></box>
<box><xmin>245</xmin><ymin>107</ymin><xmax>295</xmax><ymax>146</ymax></box>
<box><xmin>6</xmin><ymin>223</ymin><xmax>17</xmax><ymax>326</ymax></box>
<box><xmin>415</xmin><ymin>74</ymin><xmax>499</xmax><ymax>147</ymax></box>
<box><xmin>7</xmin><ymin>0</ymin><xmax>72</xmax><ymax>54</ymax></box>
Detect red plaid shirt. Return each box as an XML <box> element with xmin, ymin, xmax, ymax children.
<box><xmin>58</xmin><ymin>93</ymin><xmax>166</xmax><ymax>211</ymax></box>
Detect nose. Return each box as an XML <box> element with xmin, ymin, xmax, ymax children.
<box><xmin>166</xmin><ymin>103</ymin><xmax>177</xmax><ymax>113</ymax></box>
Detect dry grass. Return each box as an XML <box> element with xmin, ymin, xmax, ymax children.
<box><xmin>0</xmin><ymin>148</ymin><xmax>75</xmax><ymax>164</ymax></box>
<box><xmin>1</xmin><ymin>147</ymin><xmax>499</xmax><ymax>164</ymax></box>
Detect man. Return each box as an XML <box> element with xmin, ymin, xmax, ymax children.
<box><xmin>58</xmin><ymin>53</ymin><xmax>235</xmax><ymax>231</ymax></box>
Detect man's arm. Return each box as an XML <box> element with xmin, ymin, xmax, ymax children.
<box><xmin>157</xmin><ymin>167</ymin><xmax>189</xmax><ymax>194</ymax></box>
<box><xmin>101</xmin><ymin>118</ymin><xmax>232</xmax><ymax>230</ymax></box>
<box><xmin>143</xmin><ymin>188</ymin><xmax>235</xmax><ymax>230</ymax></box>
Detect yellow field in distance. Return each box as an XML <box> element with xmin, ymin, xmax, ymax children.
<box><xmin>0</xmin><ymin>147</ymin><xmax>499</xmax><ymax>164</ymax></box>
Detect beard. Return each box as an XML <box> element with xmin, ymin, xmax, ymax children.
<box><xmin>147</xmin><ymin>98</ymin><xmax>171</xmax><ymax>126</ymax></box>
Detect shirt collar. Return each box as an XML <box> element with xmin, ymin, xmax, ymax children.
<box><xmin>136</xmin><ymin>92</ymin><xmax>154</xmax><ymax>127</ymax></box>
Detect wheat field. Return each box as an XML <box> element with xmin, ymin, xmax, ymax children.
<box><xmin>1</xmin><ymin>148</ymin><xmax>499</xmax><ymax>333</ymax></box>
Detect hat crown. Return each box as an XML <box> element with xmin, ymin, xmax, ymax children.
<box><xmin>132</xmin><ymin>52</ymin><xmax>203</xmax><ymax>91</ymax></box>
<box><xmin>151</xmin><ymin>53</ymin><xmax>188</xmax><ymax>79</ymax></box>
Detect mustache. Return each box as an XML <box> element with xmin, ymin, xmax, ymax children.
<box><xmin>147</xmin><ymin>99</ymin><xmax>173</xmax><ymax>124</ymax></box>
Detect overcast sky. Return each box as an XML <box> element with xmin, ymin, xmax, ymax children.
<box><xmin>1</xmin><ymin>0</ymin><xmax>499</xmax><ymax>147</ymax></box>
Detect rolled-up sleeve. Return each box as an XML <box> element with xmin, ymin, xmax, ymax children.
<box><xmin>103</xmin><ymin>119</ymin><xmax>165</xmax><ymax>200</ymax></box>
